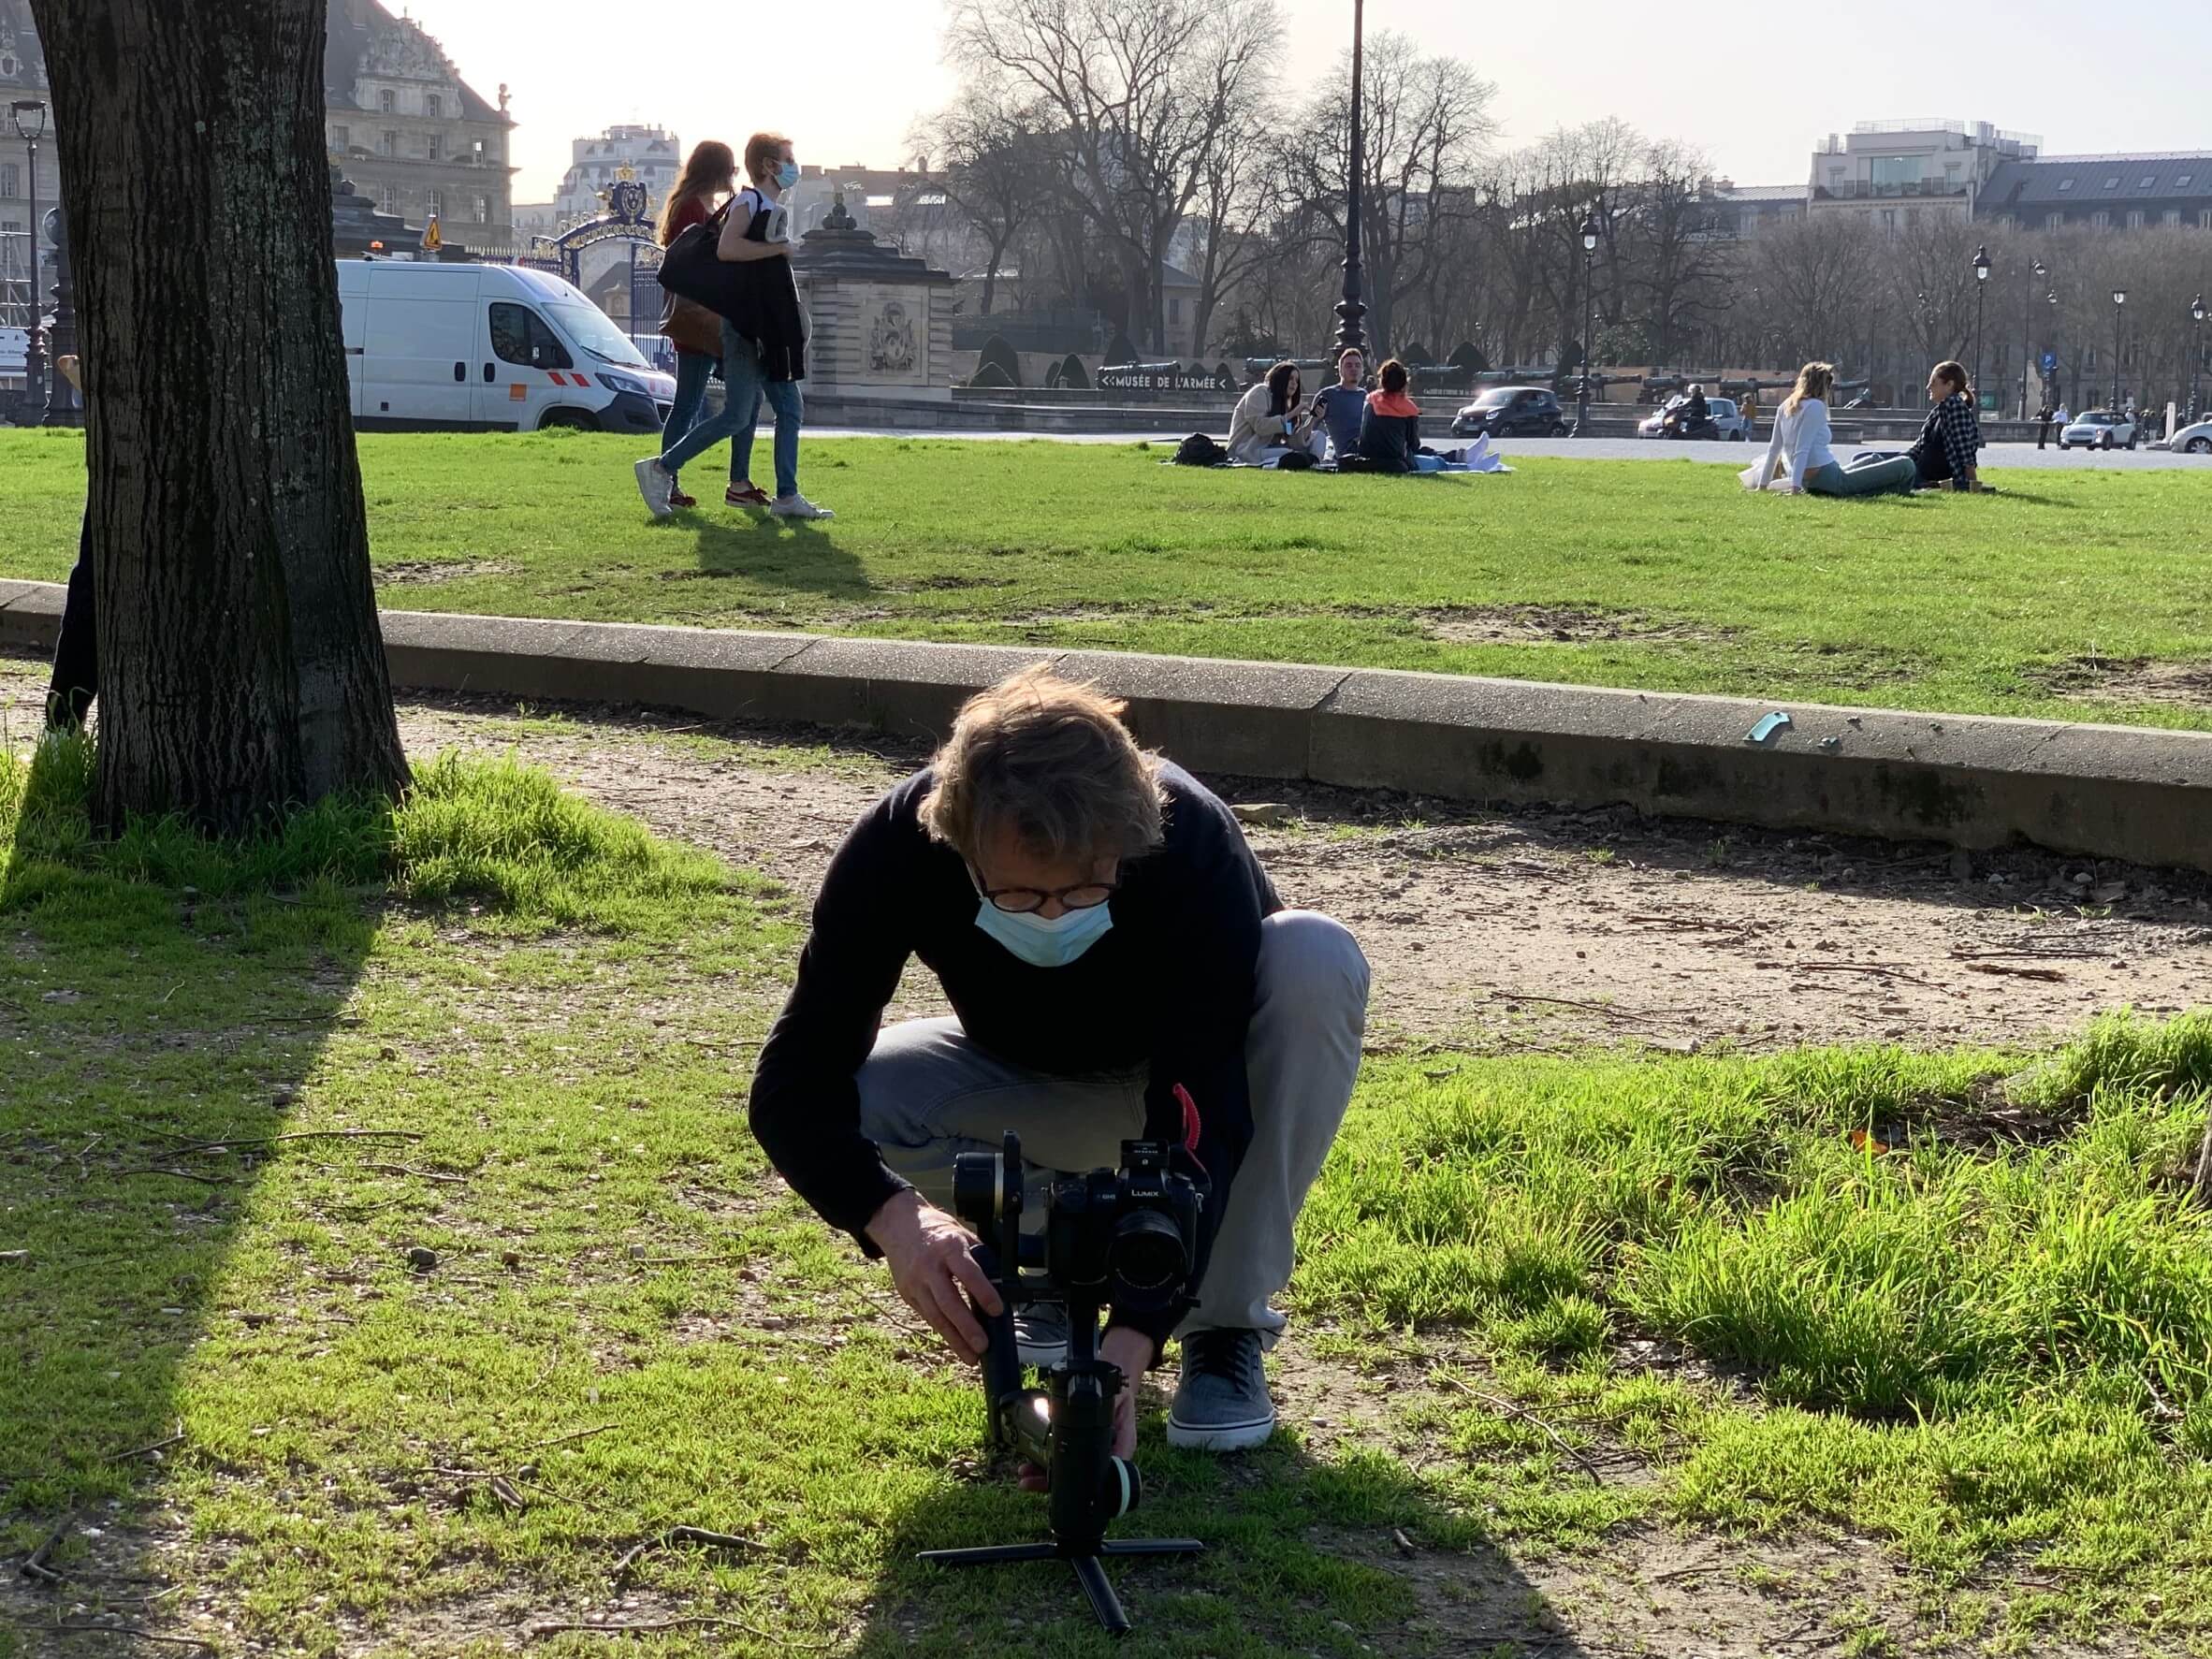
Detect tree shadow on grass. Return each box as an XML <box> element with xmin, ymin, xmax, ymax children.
<box><xmin>0</xmin><ymin>735</ymin><xmax>376</xmax><ymax>1652</ymax></box>
<box><xmin>854</xmin><ymin>1408</ymin><xmax>1592</xmax><ymax>1659</ymax></box>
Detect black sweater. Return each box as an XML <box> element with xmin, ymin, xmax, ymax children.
<box><xmin>728</xmin><ymin>191</ymin><xmax>808</xmax><ymax>383</ymax></box>
<box><xmin>749</xmin><ymin>763</ymin><xmax>1281</xmax><ymax>1346</ymax></box>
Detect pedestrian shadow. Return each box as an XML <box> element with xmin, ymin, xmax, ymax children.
<box><xmin>852</xmin><ymin>1409</ymin><xmax>1592</xmax><ymax>1658</ymax></box>
<box><xmin>675</xmin><ymin>517</ymin><xmax>873</xmax><ymax>599</ymax></box>
<box><xmin>0</xmin><ymin>734</ymin><xmax>375</xmax><ymax>1645</ymax></box>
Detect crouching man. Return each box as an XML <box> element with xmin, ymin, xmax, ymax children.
<box><xmin>749</xmin><ymin>667</ymin><xmax>1369</xmax><ymax>1456</ymax></box>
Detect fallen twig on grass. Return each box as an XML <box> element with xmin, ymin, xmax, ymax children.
<box><xmin>528</xmin><ymin>1422</ymin><xmax>618</xmax><ymax>1451</ymax></box>
<box><xmin>45</xmin><ymin>1624</ymin><xmax>213</xmax><ymax>1653</ymax></box>
<box><xmin>610</xmin><ymin>1525</ymin><xmax>771</xmax><ymax>1585</ymax></box>
<box><xmin>1966</xmin><ymin>961</ymin><xmax>2067</xmax><ymax>982</ymax></box>
<box><xmin>109</xmin><ymin>1168</ymin><xmax>234</xmax><ymax>1186</ymax></box>
<box><xmin>525</xmin><ymin>1614</ymin><xmax>831</xmax><ymax>1647</ymax></box>
<box><xmin>1479</xmin><ymin>989</ymin><xmax>1677</xmax><ymax>1027</ymax></box>
<box><xmin>139</xmin><ymin>1128</ymin><xmax>425</xmax><ymax>1152</ymax></box>
<box><xmin>1431</xmin><ymin>1375</ymin><xmax>1606</xmax><ymax>1485</ymax></box>
<box><xmin>350</xmin><ymin>1161</ymin><xmax>469</xmax><ymax>1184</ymax></box>
<box><xmin>18</xmin><ymin>1510</ymin><xmax>73</xmax><ymax>1582</ymax></box>
<box><xmin>105</xmin><ymin>1423</ymin><xmax>184</xmax><ymax>1463</ymax></box>
<box><xmin>1781</xmin><ymin>960</ymin><xmax>1949</xmax><ymax>991</ymax></box>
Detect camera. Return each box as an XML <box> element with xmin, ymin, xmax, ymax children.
<box><xmin>922</xmin><ymin>1131</ymin><xmax>1208</xmax><ymax>1636</ymax></box>
<box><xmin>952</xmin><ymin>1135</ymin><xmax>1204</xmax><ymax>1319</ymax></box>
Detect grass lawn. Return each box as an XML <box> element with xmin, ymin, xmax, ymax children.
<box><xmin>5</xmin><ymin>429</ymin><xmax>2211</xmax><ymax>730</ymax></box>
<box><xmin>7</xmin><ymin>732</ymin><xmax>2212</xmax><ymax>1655</ymax></box>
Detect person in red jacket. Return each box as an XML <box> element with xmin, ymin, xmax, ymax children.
<box><xmin>652</xmin><ymin>141</ymin><xmax>737</xmax><ymax>509</ymax></box>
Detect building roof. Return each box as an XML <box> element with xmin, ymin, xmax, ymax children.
<box><xmin>325</xmin><ymin>0</ymin><xmax>511</xmax><ymax>125</ymax></box>
<box><xmin>1719</xmin><ymin>183</ymin><xmax>1810</xmax><ymax>203</ymax></box>
<box><xmin>1983</xmin><ymin>153</ymin><xmax>2212</xmax><ymax>208</ymax></box>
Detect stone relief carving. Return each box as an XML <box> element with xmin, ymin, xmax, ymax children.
<box><xmin>869</xmin><ymin>300</ymin><xmax>917</xmax><ymax>374</ymax></box>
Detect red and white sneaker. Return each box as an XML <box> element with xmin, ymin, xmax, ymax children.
<box><xmin>726</xmin><ymin>483</ymin><xmax>770</xmax><ymax>508</ymax></box>
<box><xmin>667</xmin><ymin>483</ymin><xmax>697</xmax><ymax>509</ymax></box>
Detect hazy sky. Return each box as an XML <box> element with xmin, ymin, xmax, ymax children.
<box><xmin>400</xmin><ymin>0</ymin><xmax>2212</xmax><ymax>204</ymax></box>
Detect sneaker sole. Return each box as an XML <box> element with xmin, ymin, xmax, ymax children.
<box><xmin>1165</xmin><ymin>1409</ymin><xmax>1276</xmax><ymax>1451</ymax></box>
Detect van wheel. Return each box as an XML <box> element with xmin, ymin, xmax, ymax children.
<box><xmin>538</xmin><ymin>409</ymin><xmax>595</xmax><ymax>432</ymax></box>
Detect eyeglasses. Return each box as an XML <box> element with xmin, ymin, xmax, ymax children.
<box><xmin>971</xmin><ymin>876</ymin><xmax>1119</xmax><ymax>914</ymax></box>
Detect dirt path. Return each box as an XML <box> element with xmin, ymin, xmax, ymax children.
<box><xmin>382</xmin><ymin>690</ymin><xmax>2212</xmax><ymax>1057</ymax></box>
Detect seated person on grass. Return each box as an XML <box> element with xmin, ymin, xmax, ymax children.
<box><xmin>1905</xmin><ymin>360</ymin><xmax>1986</xmax><ymax>492</ymax></box>
<box><xmin>749</xmin><ymin>668</ymin><xmax>1371</xmax><ymax>1458</ymax></box>
<box><xmin>1308</xmin><ymin>348</ymin><xmax>1369</xmax><ymax>461</ymax></box>
<box><xmin>1227</xmin><ymin>360</ymin><xmax>1328</xmax><ymax>466</ymax></box>
<box><xmin>1357</xmin><ymin>357</ymin><xmax>1426</xmax><ymax>472</ymax></box>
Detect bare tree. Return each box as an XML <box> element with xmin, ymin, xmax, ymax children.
<box><xmin>947</xmin><ymin>0</ymin><xmax>1280</xmax><ymax>354</ymax></box>
<box><xmin>1622</xmin><ymin>140</ymin><xmax>1733</xmax><ymax>363</ymax></box>
<box><xmin>1182</xmin><ymin>101</ymin><xmax>1278</xmax><ymax>356</ymax></box>
<box><xmin>1754</xmin><ymin>213</ymin><xmax>1874</xmax><ymax>366</ymax></box>
<box><xmin>32</xmin><ymin>0</ymin><xmax>407</xmax><ymax>833</ymax></box>
<box><xmin>910</xmin><ymin>87</ymin><xmax>1052</xmax><ymax>317</ymax></box>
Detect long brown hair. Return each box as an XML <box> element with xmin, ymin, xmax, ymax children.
<box><xmin>1264</xmin><ymin>360</ymin><xmax>1300</xmax><ymax>415</ymax></box>
<box><xmin>658</xmin><ymin>140</ymin><xmax>736</xmax><ymax>245</ymax></box>
<box><xmin>1782</xmin><ymin>361</ymin><xmax>1835</xmax><ymax>416</ymax></box>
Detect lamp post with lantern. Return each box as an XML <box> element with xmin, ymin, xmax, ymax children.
<box><xmin>2111</xmin><ymin>288</ymin><xmax>2127</xmax><ymax>410</ymax></box>
<box><xmin>1332</xmin><ymin>0</ymin><xmax>1367</xmax><ymax>356</ymax></box>
<box><xmin>2191</xmin><ymin>294</ymin><xmax>2205</xmax><ymax>422</ymax></box>
<box><xmin>8</xmin><ymin>97</ymin><xmax>47</xmax><ymax>421</ymax></box>
<box><xmin>1970</xmin><ymin>243</ymin><xmax>1990</xmax><ymax>411</ymax></box>
<box><xmin>2018</xmin><ymin>256</ymin><xmax>2045</xmax><ymax>417</ymax></box>
<box><xmin>1574</xmin><ymin>210</ymin><xmax>1598</xmax><ymax>436</ymax></box>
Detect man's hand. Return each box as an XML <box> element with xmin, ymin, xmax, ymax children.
<box><xmin>866</xmin><ymin>1189</ymin><xmax>1001</xmax><ymax>1364</ymax></box>
<box><xmin>1019</xmin><ymin>1324</ymin><xmax>1157</xmax><ymax>1492</ymax></box>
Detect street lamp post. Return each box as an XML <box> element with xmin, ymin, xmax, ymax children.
<box><xmin>2111</xmin><ymin>288</ymin><xmax>2127</xmax><ymax>410</ymax></box>
<box><xmin>2019</xmin><ymin>257</ymin><xmax>2045</xmax><ymax>417</ymax></box>
<box><xmin>2191</xmin><ymin>294</ymin><xmax>2205</xmax><ymax>421</ymax></box>
<box><xmin>9</xmin><ymin>98</ymin><xmax>47</xmax><ymax>423</ymax></box>
<box><xmin>1971</xmin><ymin>243</ymin><xmax>1990</xmax><ymax>412</ymax></box>
<box><xmin>2047</xmin><ymin>288</ymin><xmax>2061</xmax><ymax>408</ymax></box>
<box><xmin>1332</xmin><ymin>0</ymin><xmax>1366</xmax><ymax>356</ymax></box>
<box><xmin>1574</xmin><ymin>210</ymin><xmax>1599</xmax><ymax>436</ymax></box>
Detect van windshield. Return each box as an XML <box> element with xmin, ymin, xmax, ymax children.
<box><xmin>547</xmin><ymin>300</ymin><xmax>649</xmax><ymax>368</ymax></box>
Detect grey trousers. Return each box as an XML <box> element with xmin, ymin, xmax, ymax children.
<box><xmin>854</xmin><ymin>910</ymin><xmax>1370</xmax><ymax>1346</ymax></box>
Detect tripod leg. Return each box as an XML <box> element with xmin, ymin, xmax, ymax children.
<box><xmin>917</xmin><ymin>1542</ymin><xmax>1062</xmax><ymax>1566</ymax></box>
<box><xmin>1099</xmin><ymin>1538</ymin><xmax>1206</xmax><ymax>1558</ymax></box>
<box><xmin>1068</xmin><ymin>1553</ymin><xmax>1130</xmax><ymax>1637</ymax></box>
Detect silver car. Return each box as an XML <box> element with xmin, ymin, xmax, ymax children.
<box><xmin>2058</xmin><ymin>410</ymin><xmax>2138</xmax><ymax>450</ymax></box>
<box><xmin>2160</xmin><ymin>417</ymin><xmax>2212</xmax><ymax>455</ymax></box>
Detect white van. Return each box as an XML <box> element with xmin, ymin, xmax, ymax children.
<box><xmin>336</xmin><ymin>259</ymin><xmax>676</xmax><ymax>434</ymax></box>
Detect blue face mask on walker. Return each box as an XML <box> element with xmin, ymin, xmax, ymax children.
<box><xmin>973</xmin><ymin>895</ymin><xmax>1114</xmax><ymax>968</ymax></box>
<box><xmin>775</xmin><ymin>159</ymin><xmax>801</xmax><ymax>191</ymax></box>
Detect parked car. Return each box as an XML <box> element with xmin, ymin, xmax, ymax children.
<box><xmin>1637</xmin><ymin>396</ymin><xmax>1748</xmax><ymax>441</ymax></box>
<box><xmin>336</xmin><ymin>258</ymin><xmax>677</xmax><ymax>433</ymax></box>
<box><xmin>2057</xmin><ymin>409</ymin><xmax>2138</xmax><ymax>450</ymax></box>
<box><xmin>1451</xmin><ymin>385</ymin><xmax>1571</xmax><ymax>439</ymax></box>
<box><xmin>2159</xmin><ymin>417</ymin><xmax>2212</xmax><ymax>455</ymax></box>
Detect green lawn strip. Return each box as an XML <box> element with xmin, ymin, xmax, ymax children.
<box><xmin>7</xmin><ymin>429</ymin><xmax>2212</xmax><ymax>728</ymax></box>
<box><xmin>1298</xmin><ymin>1028</ymin><xmax>2212</xmax><ymax>1651</ymax></box>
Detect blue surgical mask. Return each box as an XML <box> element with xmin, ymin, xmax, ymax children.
<box><xmin>775</xmin><ymin>160</ymin><xmax>801</xmax><ymax>191</ymax></box>
<box><xmin>974</xmin><ymin>899</ymin><xmax>1113</xmax><ymax>968</ymax></box>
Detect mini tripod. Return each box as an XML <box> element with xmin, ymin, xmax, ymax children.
<box><xmin>917</xmin><ymin>1183</ymin><xmax>1202</xmax><ymax>1636</ymax></box>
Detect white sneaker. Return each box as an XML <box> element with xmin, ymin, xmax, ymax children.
<box><xmin>633</xmin><ymin>458</ymin><xmax>675</xmax><ymax>518</ymax></box>
<box><xmin>769</xmin><ymin>492</ymin><xmax>834</xmax><ymax>520</ymax></box>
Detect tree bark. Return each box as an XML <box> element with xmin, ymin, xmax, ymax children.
<box><xmin>31</xmin><ymin>0</ymin><xmax>408</xmax><ymax>836</ymax></box>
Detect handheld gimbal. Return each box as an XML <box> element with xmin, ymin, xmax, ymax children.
<box><xmin>916</xmin><ymin>1131</ymin><xmax>1206</xmax><ymax>1637</ymax></box>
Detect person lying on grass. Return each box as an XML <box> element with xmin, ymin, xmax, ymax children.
<box><xmin>749</xmin><ymin>667</ymin><xmax>1370</xmax><ymax>1461</ymax></box>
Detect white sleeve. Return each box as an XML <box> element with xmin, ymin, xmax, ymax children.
<box><xmin>1754</xmin><ymin>409</ymin><xmax>1786</xmax><ymax>488</ymax></box>
<box><xmin>1790</xmin><ymin>400</ymin><xmax>1826</xmax><ymax>487</ymax></box>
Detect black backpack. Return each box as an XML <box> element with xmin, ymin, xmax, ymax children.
<box><xmin>1172</xmin><ymin>431</ymin><xmax>1230</xmax><ymax>466</ymax></box>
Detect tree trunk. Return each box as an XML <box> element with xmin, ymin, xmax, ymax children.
<box><xmin>32</xmin><ymin>0</ymin><xmax>408</xmax><ymax>837</ymax></box>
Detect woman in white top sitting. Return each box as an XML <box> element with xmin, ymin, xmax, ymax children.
<box><xmin>1227</xmin><ymin>361</ymin><xmax>1328</xmax><ymax>466</ymax></box>
<box><xmin>1745</xmin><ymin>361</ymin><xmax>1917</xmax><ymax>497</ymax></box>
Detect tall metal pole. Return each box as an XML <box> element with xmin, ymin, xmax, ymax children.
<box><xmin>2111</xmin><ymin>292</ymin><xmax>2125</xmax><ymax>410</ymax></box>
<box><xmin>1332</xmin><ymin>0</ymin><xmax>1366</xmax><ymax>356</ymax></box>
<box><xmin>2191</xmin><ymin>296</ymin><xmax>2205</xmax><ymax>421</ymax></box>
<box><xmin>2019</xmin><ymin>258</ymin><xmax>2045</xmax><ymax>418</ymax></box>
<box><xmin>12</xmin><ymin>104</ymin><xmax>45</xmax><ymax>422</ymax></box>
<box><xmin>1576</xmin><ymin>242</ymin><xmax>1594</xmax><ymax>434</ymax></box>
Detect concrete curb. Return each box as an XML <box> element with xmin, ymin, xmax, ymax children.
<box><xmin>4</xmin><ymin>580</ymin><xmax>2206</xmax><ymax>872</ymax></box>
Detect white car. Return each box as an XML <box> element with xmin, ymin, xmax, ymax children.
<box><xmin>1637</xmin><ymin>396</ymin><xmax>1750</xmax><ymax>441</ymax></box>
<box><xmin>2058</xmin><ymin>410</ymin><xmax>2138</xmax><ymax>450</ymax></box>
<box><xmin>2160</xmin><ymin>417</ymin><xmax>2212</xmax><ymax>455</ymax></box>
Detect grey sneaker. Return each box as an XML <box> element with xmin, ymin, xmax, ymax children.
<box><xmin>633</xmin><ymin>457</ymin><xmax>674</xmax><ymax>518</ymax></box>
<box><xmin>1013</xmin><ymin>1302</ymin><xmax>1069</xmax><ymax>1370</ymax></box>
<box><xmin>769</xmin><ymin>492</ymin><xmax>834</xmax><ymax>520</ymax></box>
<box><xmin>1167</xmin><ymin>1329</ymin><xmax>1275</xmax><ymax>1450</ymax></box>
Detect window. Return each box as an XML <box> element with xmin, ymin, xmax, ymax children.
<box><xmin>488</xmin><ymin>302</ymin><xmax>573</xmax><ymax>370</ymax></box>
<box><xmin>379</xmin><ymin>89</ymin><xmax>395</xmax><ymax>114</ymax></box>
<box><xmin>2092</xmin><ymin>211</ymin><xmax>2109</xmax><ymax>228</ymax></box>
<box><xmin>2139</xmin><ymin>176</ymin><xmax>2156</xmax><ymax>189</ymax></box>
<box><xmin>330</xmin><ymin>125</ymin><xmax>348</xmax><ymax>152</ymax></box>
<box><xmin>428</xmin><ymin>189</ymin><xmax>444</xmax><ymax>217</ymax></box>
<box><xmin>427</xmin><ymin>133</ymin><xmax>442</xmax><ymax>161</ymax></box>
<box><xmin>473</xmin><ymin>195</ymin><xmax>490</xmax><ymax>222</ymax></box>
<box><xmin>1168</xmin><ymin>297</ymin><xmax>1183</xmax><ymax>326</ymax></box>
<box><xmin>2176</xmin><ymin>174</ymin><xmax>2193</xmax><ymax>189</ymax></box>
<box><xmin>425</xmin><ymin>94</ymin><xmax>442</xmax><ymax>119</ymax></box>
<box><xmin>2103</xmin><ymin>176</ymin><xmax>2119</xmax><ymax>189</ymax></box>
<box><xmin>2058</xmin><ymin>179</ymin><xmax>2074</xmax><ymax>192</ymax></box>
<box><xmin>0</xmin><ymin>164</ymin><xmax>16</xmax><ymax>198</ymax></box>
<box><xmin>2166</xmin><ymin>211</ymin><xmax>2182</xmax><ymax>227</ymax></box>
<box><xmin>2127</xmin><ymin>211</ymin><xmax>2144</xmax><ymax>229</ymax></box>
<box><xmin>1879</xmin><ymin>208</ymin><xmax>1897</xmax><ymax>231</ymax></box>
<box><xmin>380</xmin><ymin>130</ymin><xmax>398</xmax><ymax>156</ymax></box>
<box><xmin>2046</xmin><ymin>211</ymin><xmax>2063</xmax><ymax>231</ymax></box>
<box><xmin>2203</xmin><ymin>210</ymin><xmax>2211</xmax><ymax>229</ymax></box>
<box><xmin>378</xmin><ymin>183</ymin><xmax>398</xmax><ymax>213</ymax></box>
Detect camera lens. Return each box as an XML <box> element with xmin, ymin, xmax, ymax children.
<box><xmin>1107</xmin><ymin>1208</ymin><xmax>1187</xmax><ymax>1297</ymax></box>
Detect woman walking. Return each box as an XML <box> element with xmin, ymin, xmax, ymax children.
<box><xmin>636</xmin><ymin>132</ymin><xmax>832</xmax><ymax>520</ymax></box>
<box><xmin>1745</xmin><ymin>362</ymin><xmax>1916</xmax><ymax>497</ymax></box>
<box><xmin>653</xmin><ymin>140</ymin><xmax>737</xmax><ymax>509</ymax></box>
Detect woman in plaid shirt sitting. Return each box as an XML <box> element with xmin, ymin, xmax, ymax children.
<box><xmin>1908</xmin><ymin>361</ymin><xmax>1986</xmax><ymax>492</ymax></box>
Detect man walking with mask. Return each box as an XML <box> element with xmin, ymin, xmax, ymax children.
<box><xmin>749</xmin><ymin>667</ymin><xmax>1369</xmax><ymax>1459</ymax></box>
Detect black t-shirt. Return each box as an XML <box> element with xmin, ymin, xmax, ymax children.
<box><xmin>749</xmin><ymin>762</ymin><xmax>1281</xmax><ymax>1344</ymax></box>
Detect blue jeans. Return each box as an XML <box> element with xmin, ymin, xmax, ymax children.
<box><xmin>1805</xmin><ymin>455</ymin><xmax>1917</xmax><ymax>497</ymax></box>
<box><xmin>659</xmin><ymin>347</ymin><xmax>718</xmax><ymax>482</ymax></box>
<box><xmin>659</xmin><ymin>321</ymin><xmax>761</xmax><ymax>484</ymax></box>
<box><xmin>724</xmin><ymin>339</ymin><xmax>805</xmax><ymax>500</ymax></box>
